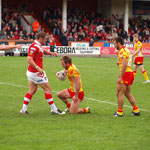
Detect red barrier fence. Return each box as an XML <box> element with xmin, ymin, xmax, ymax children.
<box><xmin>101</xmin><ymin>47</ymin><xmax>150</xmax><ymax>55</ymax></box>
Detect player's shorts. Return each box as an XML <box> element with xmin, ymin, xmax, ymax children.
<box><xmin>26</xmin><ymin>70</ymin><xmax>48</xmax><ymax>84</ymax></box>
<box><xmin>121</xmin><ymin>72</ymin><xmax>134</xmax><ymax>85</ymax></box>
<box><xmin>134</xmin><ymin>57</ymin><xmax>143</xmax><ymax>65</ymax></box>
<box><xmin>67</xmin><ymin>89</ymin><xmax>84</xmax><ymax>101</ymax></box>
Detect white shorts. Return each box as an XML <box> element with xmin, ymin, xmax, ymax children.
<box><xmin>26</xmin><ymin>70</ymin><xmax>48</xmax><ymax>84</ymax></box>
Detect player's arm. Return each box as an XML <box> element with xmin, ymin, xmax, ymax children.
<box><xmin>132</xmin><ymin>47</ymin><xmax>140</xmax><ymax>57</ymax></box>
<box><xmin>27</xmin><ymin>56</ymin><xmax>44</xmax><ymax>75</ymax></box>
<box><xmin>0</xmin><ymin>44</ymin><xmax>23</xmax><ymax>51</ymax></box>
<box><xmin>72</xmin><ymin>76</ymin><xmax>81</xmax><ymax>103</ymax></box>
<box><xmin>115</xmin><ymin>49</ymin><xmax>119</xmax><ymax>54</ymax></box>
<box><xmin>117</xmin><ymin>58</ymin><xmax>127</xmax><ymax>84</ymax></box>
<box><xmin>44</xmin><ymin>49</ymin><xmax>58</xmax><ymax>56</ymax></box>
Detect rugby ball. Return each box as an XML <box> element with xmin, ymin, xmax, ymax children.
<box><xmin>58</xmin><ymin>70</ymin><xmax>67</xmax><ymax>81</ymax></box>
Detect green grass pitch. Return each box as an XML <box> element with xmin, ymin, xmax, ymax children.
<box><xmin>0</xmin><ymin>56</ymin><xmax>150</xmax><ymax>150</ymax></box>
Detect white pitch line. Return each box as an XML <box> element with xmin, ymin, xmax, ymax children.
<box><xmin>84</xmin><ymin>97</ymin><xmax>150</xmax><ymax>112</ymax></box>
<box><xmin>0</xmin><ymin>81</ymin><xmax>149</xmax><ymax>112</ymax></box>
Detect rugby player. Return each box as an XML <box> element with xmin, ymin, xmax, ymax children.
<box><xmin>113</xmin><ymin>37</ymin><xmax>140</xmax><ymax>117</ymax></box>
<box><xmin>132</xmin><ymin>34</ymin><xmax>150</xmax><ymax>83</ymax></box>
<box><xmin>20</xmin><ymin>31</ymin><xmax>65</xmax><ymax>114</ymax></box>
<box><xmin>56</xmin><ymin>55</ymin><xmax>90</xmax><ymax>114</ymax></box>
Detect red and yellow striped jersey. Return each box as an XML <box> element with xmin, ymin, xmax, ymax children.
<box><xmin>118</xmin><ymin>46</ymin><xmax>132</xmax><ymax>72</ymax></box>
<box><xmin>134</xmin><ymin>41</ymin><xmax>143</xmax><ymax>57</ymax></box>
<box><xmin>67</xmin><ymin>64</ymin><xmax>83</xmax><ymax>92</ymax></box>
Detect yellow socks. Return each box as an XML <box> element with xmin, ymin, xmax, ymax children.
<box><xmin>133</xmin><ymin>105</ymin><xmax>139</xmax><ymax>113</ymax></box>
<box><xmin>117</xmin><ymin>108</ymin><xmax>123</xmax><ymax>115</ymax></box>
<box><xmin>142</xmin><ymin>71</ymin><xmax>149</xmax><ymax>81</ymax></box>
<box><xmin>83</xmin><ymin>108</ymin><xmax>90</xmax><ymax>113</ymax></box>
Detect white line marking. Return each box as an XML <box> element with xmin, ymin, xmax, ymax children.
<box><xmin>84</xmin><ymin>97</ymin><xmax>150</xmax><ymax>112</ymax></box>
<box><xmin>0</xmin><ymin>81</ymin><xmax>149</xmax><ymax>112</ymax></box>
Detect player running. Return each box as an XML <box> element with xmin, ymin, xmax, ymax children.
<box><xmin>132</xmin><ymin>34</ymin><xmax>150</xmax><ymax>83</ymax></box>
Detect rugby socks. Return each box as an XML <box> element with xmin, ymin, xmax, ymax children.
<box><xmin>82</xmin><ymin>108</ymin><xmax>90</xmax><ymax>113</ymax></box>
<box><xmin>133</xmin><ymin>105</ymin><xmax>140</xmax><ymax>113</ymax></box>
<box><xmin>22</xmin><ymin>92</ymin><xmax>33</xmax><ymax>111</ymax></box>
<box><xmin>142</xmin><ymin>71</ymin><xmax>149</xmax><ymax>81</ymax></box>
<box><xmin>66</xmin><ymin>103</ymin><xmax>71</xmax><ymax>111</ymax></box>
<box><xmin>45</xmin><ymin>92</ymin><xmax>57</xmax><ymax>111</ymax></box>
<box><xmin>67</xmin><ymin>103</ymin><xmax>71</xmax><ymax>108</ymax></box>
<box><xmin>133</xmin><ymin>71</ymin><xmax>137</xmax><ymax>78</ymax></box>
<box><xmin>117</xmin><ymin>108</ymin><xmax>123</xmax><ymax>115</ymax></box>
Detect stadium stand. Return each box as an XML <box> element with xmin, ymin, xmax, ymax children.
<box><xmin>43</xmin><ymin>7</ymin><xmax>150</xmax><ymax>45</ymax></box>
<box><xmin>1</xmin><ymin>4</ymin><xmax>150</xmax><ymax>46</ymax></box>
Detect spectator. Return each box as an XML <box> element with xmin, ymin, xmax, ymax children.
<box><xmin>32</xmin><ymin>19</ymin><xmax>39</xmax><ymax>33</ymax></box>
<box><xmin>146</xmin><ymin>37</ymin><xmax>150</xmax><ymax>43</ymax></box>
<box><xmin>49</xmin><ymin>34</ymin><xmax>56</xmax><ymax>52</ymax></box>
<box><xmin>68</xmin><ymin>33</ymin><xmax>74</xmax><ymax>41</ymax></box>
<box><xmin>13</xmin><ymin>24</ymin><xmax>20</xmax><ymax>33</ymax></box>
<box><xmin>1</xmin><ymin>31</ymin><xmax>8</xmax><ymax>39</ymax></box>
<box><xmin>62</xmin><ymin>32</ymin><xmax>68</xmax><ymax>46</ymax></box>
<box><xmin>53</xmin><ymin>23</ymin><xmax>60</xmax><ymax>35</ymax></box>
<box><xmin>89</xmin><ymin>38</ymin><xmax>94</xmax><ymax>47</ymax></box>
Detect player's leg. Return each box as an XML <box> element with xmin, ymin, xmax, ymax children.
<box><xmin>133</xmin><ymin>64</ymin><xmax>138</xmax><ymax>78</ymax></box>
<box><xmin>39</xmin><ymin>82</ymin><xmax>65</xmax><ymax>114</ymax></box>
<box><xmin>69</xmin><ymin>91</ymin><xmax>90</xmax><ymax>114</ymax></box>
<box><xmin>114</xmin><ymin>83</ymin><xmax>127</xmax><ymax>116</ymax></box>
<box><xmin>124</xmin><ymin>85</ymin><xmax>140</xmax><ymax>116</ymax></box>
<box><xmin>69</xmin><ymin>100</ymin><xmax>90</xmax><ymax>114</ymax></box>
<box><xmin>57</xmin><ymin>89</ymin><xmax>72</xmax><ymax>110</ymax></box>
<box><xmin>139</xmin><ymin>65</ymin><xmax>150</xmax><ymax>83</ymax></box>
<box><xmin>20</xmin><ymin>80</ymin><xmax>38</xmax><ymax>114</ymax></box>
<box><xmin>70</xmin><ymin>100</ymin><xmax>81</xmax><ymax>113</ymax></box>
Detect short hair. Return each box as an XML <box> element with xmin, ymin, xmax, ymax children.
<box><xmin>37</xmin><ymin>31</ymin><xmax>46</xmax><ymax>40</ymax></box>
<box><xmin>133</xmin><ymin>34</ymin><xmax>139</xmax><ymax>38</ymax></box>
<box><xmin>114</xmin><ymin>36</ymin><xmax>124</xmax><ymax>45</ymax></box>
<box><xmin>61</xmin><ymin>55</ymin><xmax>72</xmax><ymax>64</ymax></box>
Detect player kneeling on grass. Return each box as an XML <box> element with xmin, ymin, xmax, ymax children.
<box><xmin>56</xmin><ymin>55</ymin><xmax>90</xmax><ymax>114</ymax></box>
<box><xmin>113</xmin><ymin>36</ymin><xmax>140</xmax><ymax>117</ymax></box>
<box><xmin>20</xmin><ymin>31</ymin><xmax>65</xmax><ymax>115</ymax></box>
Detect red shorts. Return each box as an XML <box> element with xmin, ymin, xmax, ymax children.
<box><xmin>67</xmin><ymin>89</ymin><xmax>84</xmax><ymax>101</ymax></box>
<box><xmin>121</xmin><ymin>72</ymin><xmax>134</xmax><ymax>85</ymax></box>
<box><xmin>134</xmin><ymin>57</ymin><xmax>143</xmax><ymax>65</ymax></box>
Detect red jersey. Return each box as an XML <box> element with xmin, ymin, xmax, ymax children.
<box><xmin>50</xmin><ymin>38</ymin><xmax>56</xmax><ymax>46</ymax></box>
<box><xmin>28</xmin><ymin>40</ymin><xmax>43</xmax><ymax>73</ymax></box>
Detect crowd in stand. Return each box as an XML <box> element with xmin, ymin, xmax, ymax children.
<box><xmin>43</xmin><ymin>8</ymin><xmax>150</xmax><ymax>45</ymax></box>
<box><xmin>1</xmin><ymin>5</ymin><xmax>38</xmax><ymax>41</ymax></box>
<box><xmin>1</xmin><ymin>5</ymin><xmax>150</xmax><ymax>44</ymax></box>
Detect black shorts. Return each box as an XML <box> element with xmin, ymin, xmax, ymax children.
<box><xmin>134</xmin><ymin>63</ymin><xmax>143</xmax><ymax>66</ymax></box>
<box><xmin>50</xmin><ymin>46</ymin><xmax>54</xmax><ymax>52</ymax></box>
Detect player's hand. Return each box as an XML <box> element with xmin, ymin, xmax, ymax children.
<box><xmin>72</xmin><ymin>95</ymin><xmax>79</xmax><ymax>103</ymax></box>
<box><xmin>116</xmin><ymin>62</ymin><xmax>119</xmax><ymax>66</ymax></box>
<box><xmin>115</xmin><ymin>49</ymin><xmax>119</xmax><ymax>54</ymax></box>
<box><xmin>56</xmin><ymin>72</ymin><xmax>60</xmax><ymax>79</ymax></box>
<box><xmin>117</xmin><ymin>77</ymin><xmax>122</xmax><ymax>84</ymax></box>
<box><xmin>37</xmin><ymin>67</ymin><xmax>44</xmax><ymax>75</ymax></box>
<box><xmin>53</xmin><ymin>52</ymin><xmax>58</xmax><ymax>57</ymax></box>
